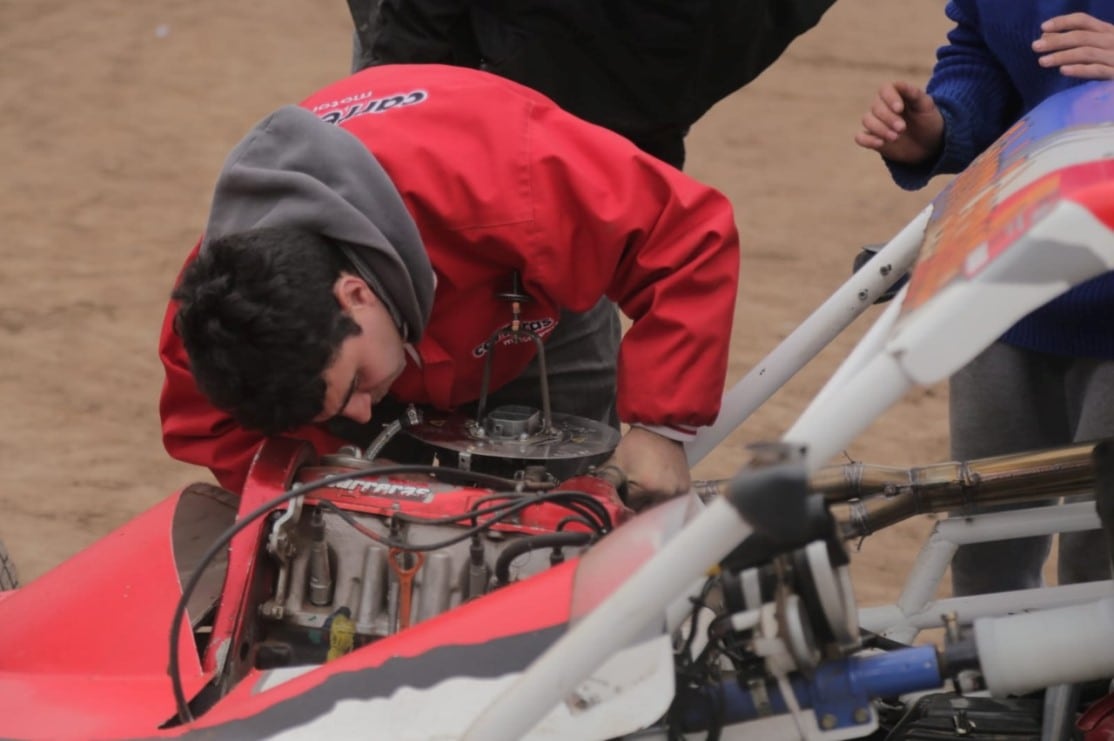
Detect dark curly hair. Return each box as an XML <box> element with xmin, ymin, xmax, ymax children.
<box><xmin>172</xmin><ymin>227</ymin><xmax>361</xmax><ymax>434</ymax></box>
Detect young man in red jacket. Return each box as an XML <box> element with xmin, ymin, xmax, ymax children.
<box><xmin>159</xmin><ymin>64</ymin><xmax>740</xmax><ymax>507</ymax></box>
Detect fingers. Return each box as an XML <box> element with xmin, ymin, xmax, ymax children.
<box><xmin>624</xmin><ymin>477</ymin><xmax>688</xmax><ymax>511</ymax></box>
<box><xmin>879</xmin><ymin>81</ymin><xmax>912</xmax><ymax>115</ymax></box>
<box><xmin>857</xmin><ymin>112</ymin><xmax>900</xmax><ymax>149</ymax></box>
<box><xmin>856</xmin><ymin>82</ymin><xmax>910</xmax><ymax>147</ymax></box>
<box><xmin>1035</xmin><ymin>42</ymin><xmax>1114</xmax><ymax>74</ymax></box>
<box><xmin>603</xmin><ymin>428</ymin><xmax>691</xmax><ymax>510</ymax></box>
<box><xmin>623</xmin><ymin>461</ymin><xmax>692</xmax><ymax>502</ymax></box>
<box><xmin>592</xmin><ymin>463</ymin><xmax>628</xmax><ymax>491</ymax></box>
<box><xmin>1058</xmin><ymin>63</ymin><xmax>1114</xmax><ymax>80</ymax></box>
<box><xmin>1034</xmin><ymin>28</ymin><xmax>1114</xmax><ymax>55</ymax></box>
<box><xmin>855</xmin><ymin>81</ymin><xmax>930</xmax><ymax>151</ymax></box>
<box><xmin>1040</xmin><ymin>12</ymin><xmax>1111</xmax><ymax>35</ymax></box>
<box><xmin>1033</xmin><ymin>13</ymin><xmax>1114</xmax><ymax>79</ymax></box>
<box><xmin>895</xmin><ymin>81</ymin><xmax>937</xmax><ymax>114</ymax></box>
<box><xmin>853</xmin><ymin>130</ymin><xmax>888</xmax><ymax>150</ymax></box>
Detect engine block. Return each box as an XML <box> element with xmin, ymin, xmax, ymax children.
<box><xmin>255</xmin><ymin>462</ymin><xmax>630</xmax><ymax>658</ymax></box>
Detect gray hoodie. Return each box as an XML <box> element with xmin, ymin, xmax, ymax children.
<box><xmin>201</xmin><ymin>104</ymin><xmax>434</xmax><ymax>340</ymax></box>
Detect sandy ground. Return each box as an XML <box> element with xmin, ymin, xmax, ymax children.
<box><xmin>1</xmin><ymin>1</ymin><xmax>970</xmax><ymax>607</ymax></box>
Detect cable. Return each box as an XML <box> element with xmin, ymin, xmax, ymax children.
<box><xmin>318</xmin><ymin>498</ymin><xmax>519</xmax><ymax>551</ymax></box>
<box><xmin>678</xmin><ymin>578</ymin><xmax>717</xmax><ymax>668</ymax></box>
<box><xmin>388</xmin><ymin>489</ymin><xmax>612</xmax><ymax>533</ymax></box>
<box><xmin>493</xmin><ymin>532</ymin><xmax>593</xmax><ymax>585</ymax></box>
<box><xmin>168</xmin><ymin>468</ymin><xmax>617</xmax><ymax>723</ymax></box>
<box><xmin>467</xmin><ymin>488</ymin><xmax>614</xmax><ymax>532</ymax></box>
<box><xmin>537</xmin><ymin>490</ymin><xmax>614</xmax><ymax>532</ymax></box>
<box><xmin>325</xmin><ymin>490</ymin><xmax>608</xmax><ymax>551</ymax></box>
<box><xmin>168</xmin><ymin>463</ymin><xmax>443</xmax><ymax>725</ymax></box>
<box><xmin>555</xmin><ymin>514</ymin><xmax>597</xmax><ymax>532</ymax></box>
<box><xmin>329</xmin><ymin>491</ymin><xmax>525</xmax><ymax>529</ymax></box>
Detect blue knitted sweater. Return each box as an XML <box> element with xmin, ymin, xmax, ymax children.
<box><xmin>887</xmin><ymin>0</ymin><xmax>1114</xmax><ymax>359</ymax></box>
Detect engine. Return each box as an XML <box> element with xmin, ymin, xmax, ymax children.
<box><xmin>203</xmin><ymin>297</ymin><xmax>635</xmax><ymax>677</ymax></box>
<box><xmin>247</xmin><ymin>403</ymin><xmax>631</xmax><ymax>667</ymax></box>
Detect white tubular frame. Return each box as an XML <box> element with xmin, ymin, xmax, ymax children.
<box><xmin>685</xmin><ymin>206</ymin><xmax>931</xmax><ymax>466</ymax></box>
<box><xmin>859</xmin><ymin>500</ymin><xmax>1112</xmax><ymax>646</ymax></box>
<box><xmin>461</xmin><ymin>496</ymin><xmax>754</xmax><ymax>741</ymax></box>
<box><xmin>463</xmin><ymin>98</ymin><xmax>1114</xmax><ymax>737</ymax></box>
<box><xmin>976</xmin><ymin>596</ymin><xmax>1114</xmax><ymax>696</ymax></box>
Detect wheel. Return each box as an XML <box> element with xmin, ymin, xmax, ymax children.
<box><xmin>0</xmin><ymin>538</ymin><xmax>18</xmax><ymax>590</ymax></box>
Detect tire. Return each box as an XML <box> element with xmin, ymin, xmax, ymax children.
<box><xmin>0</xmin><ymin>538</ymin><xmax>18</xmax><ymax>591</ymax></box>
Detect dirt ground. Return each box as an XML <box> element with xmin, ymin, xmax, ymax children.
<box><xmin>1</xmin><ymin>1</ymin><xmax>972</xmax><ymax>607</ymax></box>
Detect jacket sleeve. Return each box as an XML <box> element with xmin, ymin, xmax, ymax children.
<box><xmin>520</xmin><ymin>101</ymin><xmax>741</xmax><ymax>438</ymax></box>
<box><xmin>690</xmin><ymin>0</ymin><xmax>838</xmax><ymax>118</ymax></box>
<box><xmin>158</xmin><ymin>242</ymin><xmax>347</xmax><ymax>493</ymax></box>
<box><xmin>885</xmin><ymin>0</ymin><xmax>1022</xmax><ymax>190</ymax></box>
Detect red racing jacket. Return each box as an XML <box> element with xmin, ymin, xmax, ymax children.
<box><xmin>159</xmin><ymin>65</ymin><xmax>740</xmax><ymax>491</ymax></box>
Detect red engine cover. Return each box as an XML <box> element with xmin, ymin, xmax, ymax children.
<box><xmin>293</xmin><ymin>467</ymin><xmax>633</xmax><ymax>536</ymax></box>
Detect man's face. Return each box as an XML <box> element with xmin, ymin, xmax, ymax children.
<box><xmin>313</xmin><ymin>275</ymin><xmax>406</xmax><ymax>425</ymax></box>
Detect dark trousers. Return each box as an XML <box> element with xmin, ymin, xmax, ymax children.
<box><xmin>949</xmin><ymin>341</ymin><xmax>1114</xmax><ymax>595</ymax></box>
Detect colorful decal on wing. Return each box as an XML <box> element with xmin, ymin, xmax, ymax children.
<box><xmin>902</xmin><ymin>81</ymin><xmax>1114</xmax><ymax>314</ymax></box>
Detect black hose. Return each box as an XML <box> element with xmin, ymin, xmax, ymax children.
<box><xmin>168</xmin><ymin>463</ymin><xmax>430</xmax><ymax>725</ymax></box>
<box><xmin>493</xmin><ymin>532</ymin><xmax>592</xmax><ymax>585</ymax></box>
<box><xmin>544</xmin><ymin>490</ymin><xmax>614</xmax><ymax>532</ymax></box>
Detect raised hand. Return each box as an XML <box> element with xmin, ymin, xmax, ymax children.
<box><xmin>854</xmin><ymin>80</ymin><xmax>945</xmax><ymax>165</ymax></box>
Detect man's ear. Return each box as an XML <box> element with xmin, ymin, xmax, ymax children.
<box><xmin>333</xmin><ymin>273</ymin><xmax>379</xmax><ymax>311</ymax></box>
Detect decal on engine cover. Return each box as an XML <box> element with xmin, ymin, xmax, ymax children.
<box><xmin>327</xmin><ymin>479</ymin><xmax>435</xmax><ymax>503</ymax></box>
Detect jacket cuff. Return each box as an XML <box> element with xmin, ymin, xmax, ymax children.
<box><xmin>629</xmin><ymin>422</ymin><xmax>697</xmax><ymax>443</ymax></box>
<box><xmin>883</xmin><ymin>102</ymin><xmax>975</xmax><ymax>192</ymax></box>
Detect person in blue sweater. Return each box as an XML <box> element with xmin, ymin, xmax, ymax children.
<box><xmin>855</xmin><ymin>5</ymin><xmax>1114</xmax><ymax>596</ymax></box>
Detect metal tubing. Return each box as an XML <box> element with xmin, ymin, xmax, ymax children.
<box><xmin>475</xmin><ymin>326</ymin><xmax>552</xmax><ymax>430</ymax></box>
<box><xmin>808</xmin><ymin>284</ymin><xmax>908</xmax><ymax>412</ymax></box>
<box><xmin>936</xmin><ymin>499</ymin><xmax>1099</xmax><ymax>544</ymax></box>
<box><xmin>686</xmin><ymin>205</ymin><xmax>931</xmax><ymax>465</ymax></box>
<box><xmin>825</xmin><ymin>440</ymin><xmax>1100</xmax><ymax>538</ymax></box>
<box><xmin>842</xmin><ymin>645</ymin><xmax>941</xmax><ymax>699</ymax></box>
<box><xmin>355</xmin><ymin>545</ymin><xmax>387</xmax><ymax>634</ymax></box>
<box><xmin>860</xmin><ymin>501</ymin><xmax>1106</xmax><ymax>644</ymax></box>
<box><xmin>1042</xmin><ymin>684</ymin><xmax>1081</xmax><ymax>741</ymax></box>
<box><xmin>860</xmin><ymin>581</ymin><xmax>1114</xmax><ymax>641</ymax></box>
<box><xmin>703</xmin><ymin>438</ymin><xmax>1100</xmax><ymax>537</ymax></box>
<box><xmin>894</xmin><ymin>534</ymin><xmax>958</xmax><ymax>622</ymax></box>
<box><xmin>783</xmin><ymin>351</ymin><xmax>913</xmax><ymax>473</ymax></box>
<box><xmin>285</xmin><ymin>547</ymin><xmax>309</xmax><ymax>616</ymax></box>
<box><xmin>678</xmin><ymin>647</ymin><xmax>939</xmax><ymax>731</ymax></box>
<box><xmin>416</xmin><ymin>551</ymin><xmax>453</xmax><ymax>623</ymax></box>
<box><xmin>362</xmin><ymin>418</ymin><xmax>403</xmax><ymax>461</ymax></box>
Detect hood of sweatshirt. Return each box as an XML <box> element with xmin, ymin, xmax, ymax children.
<box><xmin>202</xmin><ymin>104</ymin><xmax>434</xmax><ymax>340</ymax></box>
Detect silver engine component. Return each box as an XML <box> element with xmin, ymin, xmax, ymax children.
<box><xmin>404</xmin><ymin>404</ymin><xmax>620</xmax><ymax>480</ymax></box>
<box><xmin>258</xmin><ymin>493</ymin><xmax>581</xmax><ymax>642</ymax></box>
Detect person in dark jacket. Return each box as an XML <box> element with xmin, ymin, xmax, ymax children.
<box><xmin>341</xmin><ymin>1</ymin><xmax>835</xmax><ymax>488</ymax></box>
<box><xmin>347</xmin><ymin>0</ymin><xmax>838</xmax><ymax>169</ymax></box>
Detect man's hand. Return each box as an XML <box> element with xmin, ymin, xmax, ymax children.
<box><xmin>1034</xmin><ymin>13</ymin><xmax>1114</xmax><ymax>80</ymax></box>
<box><xmin>604</xmin><ymin>426</ymin><xmax>691</xmax><ymax>510</ymax></box>
<box><xmin>854</xmin><ymin>80</ymin><xmax>945</xmax><ymax>165</ymax></box>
